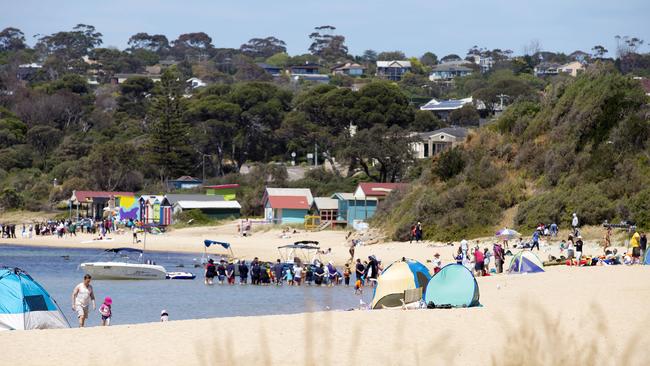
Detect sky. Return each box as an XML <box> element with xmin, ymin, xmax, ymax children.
<box><xmin>2</xmin><ymin>0</ymin><xmax>649</xmax><ymax>57</ymax></box>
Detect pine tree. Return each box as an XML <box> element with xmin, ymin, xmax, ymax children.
<box><xmin>147</xmin><ymin>66</ymin><xmax>194</xmax><ymax>183</ymax></box>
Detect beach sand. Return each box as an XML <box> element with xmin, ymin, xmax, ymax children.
<box><xmin>1</xmin><ymin>222</ymin><xmax>628</xmax><ymax>267</ymax></box>
<box><xmin>1</xmin><ymin>265</ymin><xmax>648</xmax><ymax>365</ymax></box>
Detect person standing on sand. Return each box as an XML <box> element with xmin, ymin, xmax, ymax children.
<box><xmin>432</xmin><ymin>253</ymin><xmax>442</xmax><ymax>274</ymax></box>
<box><xmin>531</xmin><ymin>230</ymin><xmax>540</xmax><ymax>251</ymax></box>
<box><xmin>473</xmin><ymin>247</ymin><xmax>485</xmax><ymax>277</ymax></box>
<box><xmin>409</xmin><ymin>224</ymin><xmax>416</xmax><ymax>243</ymax></box>
<box><xmin>416</xmin><ymin>222</ymin><xmax>423</xmax><ymax>242</ymax></box>
<box><xmin>238</xmin><ymin>260</ymin><xmax>249</xmax><ymax>284</ymax></box>
<box><xmin>71</xmin><ymin>274</ymin><xmax>95</xmax><ymax>327</ymax></box>
<box><xmin>575</xmin><ymin>236</ymin><xmax>584</xmax><ymax>266</ymax></box>
<box><xmin>640</xmin><ymin>232</ymin><xmax>647</xmax><ymax>261</ymax></box>
<box><xmin>493</xmin><ymin>243</ymin><xmax>504</xmax><ymax>274</ymax></box>
<box><xmin>571</xmin><ymin>213</ymin><xmax>579</xmax><ymax>236</ymax></box>
<box><xmin>604</xmin><ymin>227</ymin><xmax>612</xmax><ymax>252</ymax></box>
<box><xmin>630</xmin><ymin>230</ymin><xmax>641</xmax><ymax>264</ymax></box>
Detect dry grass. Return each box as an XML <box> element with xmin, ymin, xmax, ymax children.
<box><xmin>493</xmin><ymin>300</ymin><xmax>644</xmax><ymax>366</ymax></box>
<box><xmin>0</xmin><ymin>210</ymin><xmax>58</xmax><ymax>224</ymax></box>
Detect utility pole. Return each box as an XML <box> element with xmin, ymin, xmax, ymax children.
<box><xmin>314</xmin><ymin>143</ymin><xmax>318</xmax><ymax>167</ymax></box>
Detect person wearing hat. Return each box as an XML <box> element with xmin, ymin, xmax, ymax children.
<box><xmin>575</xmin><ymin>235</ymin><xmax>584</xmax><ymax>266</ymax></box>
<box><xmin>99</xmin><ymin>296</ymin><xmax>112</xmax><ymax>326</ymax></box>
<box><xmin>160</xmin><ymin>310</ymin><xmax>169</xmax><ymax>322</ymax></box>
<box><xmin>432</xmin><ymin>253</ymin><xmax>442</xmax><ymax>274</ymax></box>
<box><xmin>571</xmin><ymin>213</ymin><xmax>579</xmax><ymax>236</ymax></box>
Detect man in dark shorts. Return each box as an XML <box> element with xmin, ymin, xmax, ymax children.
<box><xmin>216</xmin><ymin>260</ymin><xmax>227</xmax><ymax>284</ymax></box>
<box><xmin>238</xmin><ymin>260</ymin><xmax>249</xmax><ymax>284</ymax></box>
<box><xmin>355</xmin><ymin>259</ymin><xmax>365</xmax><ymax>284</ymax></box>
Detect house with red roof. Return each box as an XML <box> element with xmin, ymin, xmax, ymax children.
<box><xmin>262</xmin><ymin>188</ymin><xmax>313</xmax><ymax>224</ymax></box>
<box><xmin>354</xmin><ymin>183</ymin><xmax>408</xmax><ymax>200</ymax></box>
<box><xmin>70</xmin><ymin>190</ymin><xmax>135</xmax><ymax>220</ymax></box>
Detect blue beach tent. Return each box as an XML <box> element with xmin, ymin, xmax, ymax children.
<box><xmin>0</xmin><ymin>268</ymin><xmax>70</xmax><ymax>330</ymax></box>
<box><xmin>371</xmin><ymin>258</ymin><xmax>431</xmax><ymax>309</ymax></box>
<box><xmin>424</xmin><ymin>264</ymin><xmax>480</xmax><ymax>308</ymax></box>
<box><xmin>508</xmin><ymin>251</ymin><xmax>545</xmax><ymax>274</ymax></box>
<box><xmin>644</xmin><ymin>250</ymin><xmax>650</xmax><ymax>265</ymax></box>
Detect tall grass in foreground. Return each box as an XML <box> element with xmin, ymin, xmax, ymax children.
<box><xmin>492</xmin><ymin>301</ymin><xmax>644</xmax><ymax>366</ymax></box>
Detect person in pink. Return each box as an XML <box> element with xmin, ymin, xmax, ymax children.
<box><xmin>473</xmin><ymin>246</ymin><xmax>485</xmax><ymax>277</ymax></box>
<box><xmin>99</xmin><ymin>296</ymin><xmax>112</xmax><ymax>326</ymax></box>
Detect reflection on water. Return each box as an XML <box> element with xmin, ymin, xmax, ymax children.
<box><xmin>0</xmin><ymin>244</ymin><xmax>372</xmax><ymax>327</ymax></box>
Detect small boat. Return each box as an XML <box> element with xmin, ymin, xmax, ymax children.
<box><xmin>166</xmin><ymin>271</ymin><xmax>196</xmax><ymax>280</ymax></box>
<box><xmin>80</xmin><ymin>248</ymin><xmax>167</xmax><ymax>280</ymax></box>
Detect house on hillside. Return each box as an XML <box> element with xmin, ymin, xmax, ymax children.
<box><xmin>331</xmin><ymin>62</ymin><xmax>366</xmax><ymax>76</ymax></box>
<box><xmin>429</xmin><ymin>63</ymin><xmax>473</xmax><ymax>81</ymax></box>
<box><xmin>354</xmin><ymin>183</ymin><xmax>408</xmax><ymax>203</ymax></box>
<box><xmin>557</xmin><ymin>61</ymin><xmax>585</xmax><ymax>77</ymax></box>
<box><xmin>288</xmin><ymin>62</ymin><xmax>330</xmax><ymax>83</ymax></box>
<box><xmin>256</xmin><ymin>63</ymin><xmax>283</xmax><ymax>77</ymax></box>
<box><xmin>70</xmin><ymin>191</ymin><xmax>135</xmax><ymax>220</ymax></box>
<box><xmin>168</xmin><ymin>176</ymin><xmax>202</xmax><ymax>190</ymax></box>
<box><xmin>167</xmin><ymin>194</ymin><xmax>241</xmax><ymax>219</ymax></box>
<box><xmin>534</xmin><ymin>62</ymin><xmax>560</xmax><ymax>77</ymax></box>
<box><xmin>262</xmin><ymin>188</ymin><xmax>314</xmax><ymax>224</ymax></box>
<box><xmin>111</xmin><ymin>73</ymin><xmax>162</xmax><ymax>84</ymax></box>
<box><xmin>419</xmin><ymin>97</ymin><xmax>482</xmax><ymax>120</ymax></box>
<box><xmin>376</xmin><ymin>60</ymin><xmax>411</xmax><ymax>81</ymax></box>
<box><xmin>187</xmin><ymin>77</ymin><xmax>207</xmax><ymax>89</ymax></box>
<box><xmin>412</xmin><ymin>127</ymin><xmax>469</xmax><ymax>158</ymax></box>
<box><xmin>17</xmin><ymin>63</ymin><xmax>43</xmax><ymax>80</ymax></box>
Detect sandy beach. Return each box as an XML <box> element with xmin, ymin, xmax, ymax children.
<box><xmin>0</xmin><ymin>222</ymin><xmax>627</xmax><ymax>267</ymax></box>
<box><xmin>1</xmin><ymin>265</ymin><xmax>648</xmax><ymax>365</ymax></box>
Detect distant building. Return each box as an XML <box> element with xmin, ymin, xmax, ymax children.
<box><xmin>557</xmin><ymin>61</ymin><xmax>585</xmax><ymax>77</ymax></box>
<box><xmin>466</xmin><ymin>55</ymin><xmax>495</xmax><ymax>72</ymax></box>
<box><xmin>262</xmin><ymin>188</ymin><xmax>314</xmax><ymax>224</ymax></box>
<box><xmin>330</xmin><ymin>192</ymin><xmax>377</xmax><ymax>227</ymax></box>
<box><xmin>420</xmin><ymin>97</ymin><xmax>482</xmax><ymax>120</ymax></box>
<box><xmin>70</xmin><ymin>190</ymin><xmax>135</xmax><ymax>220</ymax></box>
<box><xmin>429</xmin><ymin>63</ymin><xmax>473</xmax><ymax>81</ymax></box>
<box><xmin>167</xmin><ymin>193</ymin><xmax>241</xmax><ymax>219</ymax></box>
<box><xmin>412</xmin><ymin>127</ymin><xmax>469</xmax><ymax>158</ymax></box>
<box><xmin>186</xmin><ymin>77</ymin><xmax>206</xmax><ymax>89</ymax></box>
<box><xmin>168</xmin><ymin>176</ymin><xmax>202</xmax><ymax>190</ymax></box>
<box><xmin>331</xmin><ymin>62</ymin><xmax>366</xmax><ymax>76</ymax></box>
<box><xmin>288</xmin><ymin>62</ymin><xmax>330</xmax><ymax>84</ymax></box>
<box><xmin>376</xmin><ymin>60</ymin><xmax>411</xmax><ymax>81</ymax></box>
<box><xmin>568</xmin><ymin>50</ymin><xmax>590</xmax><ymax>62</ymax></box>
<box><xmin>111</xmin><ymin>73</ymin><xmax>162</xmax><ymax>84</ymax></box>
<box><xmin>17</xmin><ymin>63</ymin><xmax>43</xmax><ymax>80</ymax></box>
<box><xmin>534</xmin><ymin>62</ymin><xmax>560</xmax><ymax>77</ymax></box>
<box><xmin>256</xmin><ymin>63</ymin><xmax>283</xmax><ymax>77</ymax></box>
<box><xmin>204</xmin><ymin>184</ymin><xmax>239</xmax><ymax>200</ymax></box>
<box><xmin>312</xmin><ymin>197</ymin><xmax>339</xmax><ymax>224</ymax></box>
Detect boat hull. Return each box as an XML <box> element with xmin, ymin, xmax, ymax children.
<box><xmin>80</xmin><ymin>262</ymin><xmax>167</xmax><ymax>280</ymax></box>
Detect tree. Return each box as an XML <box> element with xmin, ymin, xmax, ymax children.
<box><xmin>265</xmin><ymin>52</ymin><xmax>290</xmax><ymax>67</ymax></box>
<box><xmin>377</xmin><ymin>51</ymin><xmax>406</xmax><ymax>61</ymax></box>
<box><xmin>420</xmin><ymin>52</ymin><xmax>438</xmax><ymax>66</ymax></box>
<box><xmin>0</xmin><ymin>187</ymin><xmax>23</xmax><ymax>209</ymax></box>
<box><xmin>172</xmin><ymin>32</ymin><xmax>214</xmax><ymax>61</ymax></box>
<box><xmin>434</xmin><ymin>147</ymin><xmax>465</xmax><ymax>180</ymax></box>
<box><xmin>411</xmin><ymin>110</ymin><xmax>444</xmax><ymax>132</ymax></box>
<box><xmin>341</xmin><ymin>124</ymin><xmax>415</xmax><ymax>182</ymax></box>
<box><xmin>0</xmin><ymin>108</ymin><xmax>27</xmax><ymax>147</ymax></box>
<box><xmin>26</xmin><ymin>125</ymin><xmax>62</xmax><ymax>170</ymax></box>
<box><xmin>240</xmin><ymin>36</ymin><xmax>287</xmax><ymax>59</ymax></box>
<box><xmin>117</xmin><ymin>76</ymin><xmax>155</xmax><ymax>118</ymax></box>
<box><xmin>37</xmin><ymin>24</ymin><xmax>102</xmax><ymax>60</ymax></box>
<box><xmin>449</xmin><ymin>104</ymin><xmax>480</xmax><ymax>126</ymax></box>
<box><xmin>591</xmin><ymin>45</ymin><xmax>608</xmax><ymax>59</ymax></box>
<box><xmin>440</xmin><ymin>54</ymin><xmax>462</xmax><ymax>63</ymax></box>
<box><xmin>361</xmin><ymin>49</ymin><xmax>378</xmax><ymax>63</ymax></box>
<box><xmin>146</xmin><ymin>67</ymin><xmax>195</xmax><ymax>182</ymax></box>
<box><xmin>0</xmin><ymin>27</ymin><xmax>26</xmax><ymax>51</ymax></box>
<box><xmin>308</xmin><ymin>25</ymin><xmax>348</xmax><ymax>61</ymax></box>
<box><xmin>86</xmin><ymin>142</ymin><xmax>140</xmax><ymax>190</ymax></box>
<box><xmin>127</xmin><ymin>32</ymin><xmax>170</xmax><ymax>54</ymax></box>
<box><xmin>355</xmin><ymin>81</ymin><xmax>413</xmax><ymax>128</ymax></box>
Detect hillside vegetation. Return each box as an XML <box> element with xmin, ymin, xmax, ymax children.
<box><xmin>374</xmin><ymin>64</ymin><xmax>650</xmax><ymax>241</ymax></box>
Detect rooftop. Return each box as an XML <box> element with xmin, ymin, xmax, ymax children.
<box><xmin>166</xmin><ymin>194</ymin><xmax>224</xmax><ymax>205</ymax></box>
<box><xmin>313</xmin><ymin>197</ymin><xmax>339</xmax><ymax>210</ymax></box>
<box><xmin>204</xmin><ymin>184</ymin><xmax>240</xmax><ymax>189</ymax></box>
<box><xmin>71</xmin><ymin>191</ymin><xmax>134</xmax><ymax>203</ymax></box>
<box><xmin>418</xmin><ymin>127</ymin><xmax>469</xmax><ymax>139</ymax></box>
<box><xmin>357</xmin><ymin>183</ymin><xmax>408</xmax><ymax>197</ymax></box>
<box><xmin>376</xmin><ymin>60</ymin><xmax>412</xmax><ymax>68</ymax></box>
<box><xmin>420</xmin><ymin>97</ymin><xmax>474</xmax><ymax>111</ymax></box>
<box><xmin>175</xmin><ymin>200</ymin><xmax>241</xmax><ymax>210</ymax></box>
<box><xmin>267</xmin><ymin>195</ymin><xmax>310</xmax><ymax>209</ymax></box>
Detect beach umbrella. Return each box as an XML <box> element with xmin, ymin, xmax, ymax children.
<box><xmin>495</xmin><ymin>228</ymin><xmax>520</xmax><ymax>240</ymax></box>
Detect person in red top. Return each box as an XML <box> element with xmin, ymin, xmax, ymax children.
<box><xmin>473</xmin><ymin>247</ymin><xmax>485</xmax><ymax>277</ymax></box>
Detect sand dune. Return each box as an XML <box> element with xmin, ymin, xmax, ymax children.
<box><xmin>1</xmin><ymin>265</ymin><xmax>647</xmax><ymax>365</ymax></box>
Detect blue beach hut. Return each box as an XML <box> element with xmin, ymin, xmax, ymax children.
<box><xmin>0</xmin><ymin>268</ymin><xmax>70</xmax><ymax>330</ymax></box>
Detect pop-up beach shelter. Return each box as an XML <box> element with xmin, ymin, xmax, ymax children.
<box><xmin>508</xmin><ymin>251</ymin><xmax>544</xmax><ymax>274</ymax></box>
<box><xmin>424</xmin><ymin>264</ymin><xmax>480</xmax><ymax>308</ymax></box>
<box><xmin>0</xmin><ymin>268</ymin><xmax>70</xmax><ymax>330</ymax></box>
<box><xmin>644</xmin><ymin>250</ymin><xmax>650</xmax><ymax>265</ymax></box>
<box><xmin>371</xmin><ymin>258</ymin><xmax>431</xmax><ymax>309</ymax></box>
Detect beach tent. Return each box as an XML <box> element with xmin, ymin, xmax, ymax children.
<box><xmin>0</xmin><ymin>268</ymin><xmax>70</xmax><ymax>331</ymax></box>
<box><xmin>424</xmin><ymin>264</ymin><xmax>480</xmax><ymax>308</ymax></box>
<box><xmin>204</xmin><ymin>240</ymin><xmax>234</xmax><ymax>258</ymax></box>
<box><xmin>508</xmin><ymin>251</ymin><xmax>545</xmax><ymax>274</ymax></box>
<box><xmin>371</xmin><ymin>258</ymin><xmax>431</xmax><ymax>309</ymax></box>
<box><xmin>644</xmin><ymin>250</ymin><xmax>650</xmax><ymax>265</ymax></box>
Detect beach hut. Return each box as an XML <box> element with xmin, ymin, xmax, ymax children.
<box><xmin>139</xmin><ymin>196</ymin><xmax>173</xmax><ymax>225</ymax></box>
<box><xmin>508</xmin><ymin>251</ymin><xmax>545</xmax><ymax>274</ymax></box>
<box><xmin>330</xmin><ymin>193</ymin><xmax>378</xmax><ymax>227</ymax></box>
<box><xmin>262</xmin><ymin>188</ymin><xmax>313</xmax><ymax>224</ymax></box>
<box><xmin>424</xmin><ymin>264</ymin><xmax>480</xmax><ymax>308</ymax></box>
<box><xmin>0</xmin><ymin>268</ymin><xmax>70</xmax><ymax>331</ymax></box>
<box><xmin>371</xmin><ymin>258</ymin><xmax>431</xmax><ymax>309</ymax></box>
<box><xmin>167</xmin><ymin>194</ymin><xmax>241</xmax><ymax>220</ymax></box>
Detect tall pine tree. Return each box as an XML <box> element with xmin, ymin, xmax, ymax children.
<box><xmin>147</xmin><ymin>66</ymin><xmax>195</xmax><ymax>183</ymax></box>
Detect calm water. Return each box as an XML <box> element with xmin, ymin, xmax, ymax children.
<box><xmin>0</xmin><ymin>244</ymin><xmax>372</xmax><ymax>327</ymax></box>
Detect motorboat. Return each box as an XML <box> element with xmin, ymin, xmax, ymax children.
<box><xmin>166</xmin><ymin>271</ymin><xmax>196</xmax><ymax>280</ymax></box>
<box><xmin>80</xmin><ymin>248</ymin><xmax>167</xmax><ymax>280</ymax></box>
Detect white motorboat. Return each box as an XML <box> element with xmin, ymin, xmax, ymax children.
<box><xmin>80</xmin><ymin>248</ymin><xmax>167</xmax><ymax>280</ymax></box>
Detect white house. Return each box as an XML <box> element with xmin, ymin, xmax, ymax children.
<box><xmin>412</xmin><ymin>127</ymin><xmax>469</xmax><ymax>158</ymax></box>
<box><xmin>187</xmin><ymin>77</ymin><xmax>207</xmax><ymax>89</ymax></box>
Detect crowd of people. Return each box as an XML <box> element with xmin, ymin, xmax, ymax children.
<box><xmin>203</xmin><ymin>255</ymin><xmax>382</xmax><ymax>293</ymax></box>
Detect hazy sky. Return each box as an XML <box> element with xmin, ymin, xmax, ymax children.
<box><xmin>3</xmin><ymin>0</ymin><xmax>649</xmax><ymax>57</ymax></box>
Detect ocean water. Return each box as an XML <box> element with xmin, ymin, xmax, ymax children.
<box><xmin>0</xmin><ymin>244</ymin><xmax>372</xmax><ymax>327</ymax></box>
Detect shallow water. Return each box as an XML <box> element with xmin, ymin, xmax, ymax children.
<box><xmin>0</xmin><ymin>244</ymin><xmax>372</xmax><ymax>327</ymax></box>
